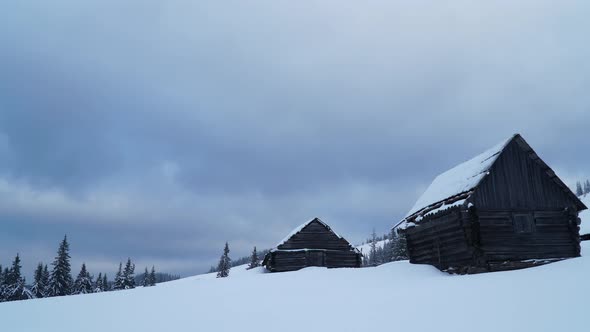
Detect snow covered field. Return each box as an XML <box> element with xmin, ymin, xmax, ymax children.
<box><xmin>1</xmin><ymin>242</ymin><xmax>589</xmax><ymax>332</ymax></box>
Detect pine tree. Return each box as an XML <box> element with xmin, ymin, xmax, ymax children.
<box><xmin>5</xmin><ymin>254</ymin><xmax>23</xmax><ymax>299</ymax></box>
<box><xmin>391</xmin><ymin>230</ymin><xmax>409</xmax><ymax>261</ymax></box>
<box><xmin>216</xmin><ymin>242</ymin><xmax>231</xmax><ymax>278</ymax></box>
<box><xmin>48</xmin><ymin>236</ymin><xmax>73</xmax><ymax>297</ymax></box>
<box><xmin>113</xmin><ymin>262</ymin><xmax>124</xmax><ymax>290</ymax></box>
<box><xmin>0</xmin><ymin>265</ymin><xmax>4</xmax><ymax>302</ymax></box>
<box><xmin>94</xmin><ymin>273</ymin><xmax>104</xmax><ymax>293</ymax></box>
<box><xmin>122</xmin><ymin>258</ymin><xmax>135</xmax><ymax>289</ymax></box>
<box><xmin>584</xmin><ymin>180</ymin><xmax>590</xmax><ymax>195</ymax></box>
<box><xmin>361</xmin><ymin>254</ymin><xmax>369</xmax><ymax>267</ymax></box>
<box><xmin>41</xmin><ymin>264</ymin><xmax>50</xmax><ymax>296</ymax></box>
<box><xmin>376</xmin><ymin>246</ymin><xmax>385</xmax><ymax>266</ymax></box>
<box><xmin>102</xmin><ymin>274</ymin><xmax>109</xmax><ymax>291</ymax></box>
<box><xmin>384</xmin><ymin>229</ymin><xmax>397</xmax><ymax>263</ymax></box>
<box><xmin>149</xmin><ymin>266</ymin><xmax>157</xmax><ymax>286</ymax></box>
<box><xmin>142</xmin><ymin>267</ymin><xmax>149</xmax><ymax>287</ymax></box>
<box><xmin>4</xmin><ymin>254</ymin><xmax>31</xmax><ymax>301</ymax></box>
<box><xmin>247</xmin><ymin>246</ymin><xmax>259</xmax><ymax>269</ymax></box>
<box><xmin>1</xmin><ymin>266</ymin><xmax>11</xmax><ymax>302</ymax></box>
<box><xmin>31</xmin><ymin>263</ymin><xmax>46</xmax><ymax>298</ymax></box>
<box><xmin>73</xmin><ymin>263</ymin><xmax>93</xmax><ymax>295</ymax></box>
<box><xmin>369</xmin><ymin>229</ymin><xmax>378</xmax><ymax>266</ymax></box>
<box><xmin>576</xmin><ymin>181</ymin><xmax>583</xmax><ymax>196</ymax></box>
<box><xmin>0</xmin><ymin>266</ymin><xmax>10</xmax><ymax>302</ymax></box>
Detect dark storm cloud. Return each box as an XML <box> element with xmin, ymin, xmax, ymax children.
<box><xmin>1</xmin><ymin>0</ymin><xmax>590</xmax><ymax>277</ymax></box>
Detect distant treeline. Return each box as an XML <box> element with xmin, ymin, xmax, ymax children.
<box><xmin>231</xmin><ymin>248</ymin><xmax>270</xmax><ymax>268</ymax></box>
<box><xmin>135</xmin><ymin>272</ymin><xmax>179</xmax><ymax>284</ymax></box>
<box><xmin>0</xmin><ymin>236</ymin><xmax>166</xmax><ymax>304</ymax></box>
<box><xmin>575</xmin><ymin>179</ymin><xmax>590</xmax><ymax>197</ymax></box>
<box><xmin>361</xmin><ymin>229</ymin><xmax>409</xmax><ymax>267</ymax></box>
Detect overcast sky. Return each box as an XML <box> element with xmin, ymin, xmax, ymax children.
<box><xmin>1</xmin><ymin>1</ymin><xmax>589</xmax><ymax>278</ymax></box>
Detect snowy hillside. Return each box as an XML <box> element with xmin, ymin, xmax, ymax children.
<box><xmin>580</xmin><ymin>194</ymin><xmax>590</xmax><ymax>235</ymax></box>
<box><xmin>355</xmin><ymin>239</ymin><xmax>387</xmax><ymax>255</ymax></box>
<box><xmin>2</xmin><ymin>208</ymin><xmax>590</xmax><ymax>331</ymax></box>
<box><xmin>1</xmin><ymin>242</ymin><xmax>589</xmax><ymax>331</ymax></box>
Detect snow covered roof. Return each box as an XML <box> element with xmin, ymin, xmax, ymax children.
<box><xmin>396</xmin><ymin>134</ymin><xmax>586</xmax><ymax>229</ymax></box>
<box><xmin>275</xmin><ymin>217</ymin><xmax>342</xmax><ymax>248</ymax></box>
<box><xmin>401</xmin><ymin>135</ymin><xmax>513</xmax><ymax>222</ymax></box>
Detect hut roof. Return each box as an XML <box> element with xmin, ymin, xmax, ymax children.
<box><xmin>396</xmin><ymin>134</ymin><xmax>586</xmax><ymax>228</ymax></box>
<box><xmin>274</xmin><ymin>217</ymin><xmax>344</xmax><ymax>249</ymax></box>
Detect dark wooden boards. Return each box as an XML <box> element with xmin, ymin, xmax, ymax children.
<box><xmin>278</xmin><ymin>221</ymin><xmax>353</xmax><ymax>251</ymax></box>
<box><xmin>473</xmin><ymin>139</ymin><xmax>578</xmax><ymax>211</ymax></box>
<box><xmin>404</xmin><ymin>208</ymin><xmax>477</xmax><ymax>272</ymax></box>
<box><xmin>266</xmin><ymin>249</ymin><xmax>361</xmax><ymax>272</ymax></box>
<box><xmin>401</xmin><ymin>135</ymin><xmax>585</xmax><ymax>274</ymax></box>
<box><xmin>264</xmin><ymin>218</ymin><xmax>361</xmax><ymax>272</ymax></box>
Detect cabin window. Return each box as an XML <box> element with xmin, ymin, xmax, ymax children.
<box><xmin>513</xmin><ymin>214</ymin><xmax>534</xmax><ymax>234</ymax></box>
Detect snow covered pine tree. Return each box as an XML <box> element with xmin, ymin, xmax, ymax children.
<box><xmin>216</xmin><ymin>242</ymin><xmax>231</xmax><ymax>278</ymax></box>
<box><xmin>148</xmin><ymin>266</ymin><xmax>157</xmax><ymax>286</ymax></box>
<box><xmin>48</xmin><ymin>236</ymin><xmax>74</xmax><ymax>297</ymax></box>
<box><xmin>73</xmin><ymin>263</ymin><xmax>94</xmax><ymax>294</ymax></box>
<box><xmin>113</xmin><ymin>262</ymin><xmax>124</xmax><ymax>290</ymax></box>
<box><xmin>0</xmin><ymin>265</ymin><xmax>4</xmax><ymax>302</ymax></box>
<box><xmin>247</xmin><ymin>246</ymin><xmax>259</xmax><ymax>269</ymax></box>
<box><xmin>142</xmin><ymin>267</ymin><xmax>149</xmax><ymax>287</ymax></box>
<box><xmin>31</xmin><ymin>263</ymin><xmax>49</xmax><ymax>298</ymax></box>
<box><xmin>3</xmin><ymin>254</ymin><xmax>33</xmax><ymax>301</ymax></box>
<box><xmin>102</xmin><ymin>274</ymin><xmax>109</xmax><ymax>291</ymax></box>
<box><xmin>576</xmin><ymin>181</ymin><xmax>583</xmax><ymax>196</ymax></box>
<box><xmin>122</xmin><ymin>258</ymin><xmax>135</xmax><ymax>289</ymax></box>
<box><xmin>369</xmin><ymin>229</ymin><xmax>378</xmax><ymax>266</ymax></box>
<box><xmin>392</xmin><ymin>230</ymin><xmax>409</xmax><ymax>261</ymax></box>
<box><xmin>94</xmin><ymin>273</ymin><xmax>104</xmax><ymax>293</ymax></box>
<box><xmin>41</xmin><ymin>264</ymin><xmax>50</xmax><ymax>295</ymax></box>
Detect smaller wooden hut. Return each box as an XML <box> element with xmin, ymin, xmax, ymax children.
<box><xmin>262</xmin><ymin>218</ymin><xmax>362</xmax><ymax>272</ymax></box>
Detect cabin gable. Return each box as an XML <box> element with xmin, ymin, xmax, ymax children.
<box><xmin>471</xmin><ymin>137</ymin><xmax>580</xmax><ymax>211</ymax></box>
<box><xmin>277</xmin><ymin>219</ymin><xmax>353</xmax><ymax>251</ymax></box>
<box><xmin>263</xmin><ymin>218</ymin><xmax>362</xmax><ymax>272</ymax></box>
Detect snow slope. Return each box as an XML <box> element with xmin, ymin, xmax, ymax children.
<box><xmin>356</xmin><ymin>239</ymin><xmax>387</xmax><ymax>255</ymax></box>
<box><xmin>1</xmin><ymin>243</ymin><xmax>589</xmax><ymax>332</ymax></box>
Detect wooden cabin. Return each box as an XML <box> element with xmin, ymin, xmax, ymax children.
<box><xmin>262</xmin><ymin>218</ymin><xmax>362</xmax><ymax>272</ymax></box>
<box><xmin>396</xmin><ymin>134</ymin><xmax>586</xmax><ymax>273</ymax></box>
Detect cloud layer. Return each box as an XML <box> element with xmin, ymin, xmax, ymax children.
<box><xmin>1</xmin><ymin>1</ymin><xmax>589</xmax><ymax>277</ymax></box>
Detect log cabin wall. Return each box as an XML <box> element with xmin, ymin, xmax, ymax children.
<box><xmin>266</xmin><ymin>251</ymin><xmax>307</xmax><ymax>272</ymax></box>
<box><xmin>475</xmin><ymin>209</ymin><xmax>580</xmax><ymax>262</ymax></box>
<box><xmin>404</xmin><ymin>208</ymin><xmax>476</xmax><ymax>271</ymax></box>
<box><xmin>471</xmin><ymin>139</ymin><xmax>581</xmax><ymax>262</ymax></box>
<box><xmin>267</xmin><ymin>250</ymin><xmax>361</xmax><ymax>272</ymax></box>
<box><xmin>472</xmin><ymin>139</ymin><xmax>576</xmax><ymax>211</ymax></box>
